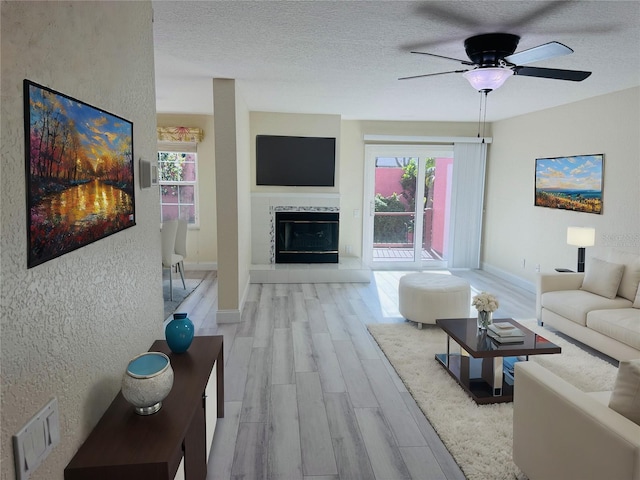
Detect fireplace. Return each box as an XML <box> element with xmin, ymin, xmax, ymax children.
<box><xmin>275</xmin><ymin>212</ymin><xmax>339</xmax><ymax>263</ymax></box>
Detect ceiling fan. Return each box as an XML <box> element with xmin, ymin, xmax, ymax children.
<box><xmin>400</xmin><ymin>33</ymin><xmax>592</xmax><ymax>92</ymax></box>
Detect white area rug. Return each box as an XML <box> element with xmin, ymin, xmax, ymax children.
<box><xmin>367</xmin><ymin>319</ymin><xmax>617</xmax><ymax>480</ymax></box>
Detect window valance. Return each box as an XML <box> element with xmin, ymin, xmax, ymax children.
<box><xmin>157</xmin><ymin>126</ymin><xmax>204</xmax><ymax>143</ymax></box>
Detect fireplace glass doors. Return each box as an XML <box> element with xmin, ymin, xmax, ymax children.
<box><xmin>275</xmin><ymin>212</ymin><xmax>339</xmax><ymax>263</ymax></box>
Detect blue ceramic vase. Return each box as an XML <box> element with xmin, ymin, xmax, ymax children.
<box><xmin>165</xmin><ymin>312</ymin><xmax>194</xmax><ymax>353</ymax></box>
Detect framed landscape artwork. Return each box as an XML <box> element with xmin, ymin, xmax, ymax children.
<box><xmin>534</xmin><ymin>154</ymin><xmax>604</xmax><ymax>215</ymax></box>
<box><xmin>24</xmin><ymin>80</ymin><xmax>136</xmax><ymax>268</ymax></box>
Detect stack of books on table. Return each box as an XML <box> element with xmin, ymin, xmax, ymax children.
<box><xmin>487</xmin><ymin>322</ymin><xmax>526</xmax><ymax>343</ymax></box>
<box><xmin>503</xmin><ymin>356</ymin><xmax>521</xmax><ymax>384</ymax></box>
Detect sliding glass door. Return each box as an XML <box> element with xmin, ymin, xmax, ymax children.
<box><xmin>363</xmin><ymin>145</ymin><xmax>453</xmax><ymax>269</ymax></box>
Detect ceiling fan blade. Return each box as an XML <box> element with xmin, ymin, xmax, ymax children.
<box><xmin>513</xmin><ymin>66</ymin><xmax>592</xmax><ymax>81</ymax></box>
<box><xmin>414</xmin><ymin>4</ymin><xmax>481</xmax><ymax>29</ymax></box>
<box><xmin>411</xmin><ymin>51</ymin><xmax>475</xmax><ymax>66</ymax></box>
<box><xmin>505</xmin><ymin>41</ymin><xmax>573</xmax><ymax>65</ymax></box>
<box><xmin>398</xmin><ymin>70</ymin><xmax>468</xmax><ymax>81</ymax></box>
<box><xmin>507</xmin><ymin>2</ymin><xmax>570</xmax><ymax>29</ymax></box>
<box><xmin>414</xmin><ymin>2</ymin><xmax>570</xmax><ymax>31</ymax></box>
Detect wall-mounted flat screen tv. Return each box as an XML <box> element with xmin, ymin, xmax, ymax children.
<box><xmin>256</xmin><ymin>135</ymin><xmax>336</xmax><ymax>187</ymax></box>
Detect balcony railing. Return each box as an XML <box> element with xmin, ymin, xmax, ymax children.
<box><xmin>373</xmin><ymin>209</ymin><xmax>433</xmax><ymax>249</ymax></box>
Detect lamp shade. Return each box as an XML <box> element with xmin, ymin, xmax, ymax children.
<box><xmin>567</xmin><ymin>227</ymin><xmax>596</xmax><ymax>247</ymax></box>
<box><xmin>463</xmin><ymin>67</ymin><xmax>513</xmax><ymax>91</ymax></box>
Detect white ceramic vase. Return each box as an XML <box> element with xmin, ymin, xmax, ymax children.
<box><xmin>122</xmin><ymin>352</ymin><xmax>174</xmax><ymax>415</ymax></box>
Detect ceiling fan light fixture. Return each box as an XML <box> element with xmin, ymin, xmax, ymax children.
<box><xmin>463</xmin><ymin>67</ymin><xmax>513</xmax><ymax>92</ymax></box>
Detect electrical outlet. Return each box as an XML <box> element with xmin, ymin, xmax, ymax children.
<box><xmin>13</xmin><ymin>398</ymin><xmax>60</xmax><ymax>480</ymax></box>
<box><xmin>521</xmin><ymin>258</ymin><xmax>526</xmax><ymax>269</ymax></box>
<box><xmin>536</xmin><ymin>264</ymin><xmax>541</xmax><ymax>272</ymax></box>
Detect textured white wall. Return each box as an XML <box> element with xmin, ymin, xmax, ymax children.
<box><xmin>1</xmin><ymin>2</ymin><xmax>162</xmax><ymax>479</ymax></box>
<box><xmin>483</xmin><ymin>87</ymin><xmax>640</xmax><ymax>290</ymax></box>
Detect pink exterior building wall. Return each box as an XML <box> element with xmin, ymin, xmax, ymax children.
<box><xmin>431</xmin><ymin>157</ymin><xmax>453</xmax><ymax>256</ymax></box>
<box><xmin>375</xmin><ymin>167</ymin><xmax>405</xmax><ymax>199</ymax></box>
<box><xmin>374</xmin><ymin>158</ymin><xmax>452</xmax><ymax>257</ymax></box>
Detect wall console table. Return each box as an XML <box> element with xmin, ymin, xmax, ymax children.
<box><xmin>65</xmin><ymin>336</ymin><xmax>224</xmax><ymax>480</ymax></box>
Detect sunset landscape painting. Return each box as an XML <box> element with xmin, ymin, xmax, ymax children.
<box><xmin>24</xmin><ymin>80</ymin><xmax>135</xmax><ymax>268</ymax></box>
<box><xmin>534</xmin><ymin>154</ymin><xmax>603</xmax><ymax>215</ymax></box>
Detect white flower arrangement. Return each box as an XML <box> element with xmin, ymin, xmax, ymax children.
<box><xmin>472</xmin><ymin>292</ymin><xmax>499</xmax><ymax>313</ymax></box>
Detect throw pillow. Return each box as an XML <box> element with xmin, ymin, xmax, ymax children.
<box><xmin>609</xmin><ymin>359</ymin><xmax>640</xmax><ymax>426</ymax></box>
<box><xmin>634</xmin><ymin>286</ymin><xmax>640</xmax><ymax>309</ymax></box>
<box><xmin>580</xmin><ymin>258</ymin><xmax>625</xmax><ymax>299</ymax></box>
<box><xmin>605</xmin><ymin>250</ymin><xmax>640</xmax><ymax>301</ymax></box>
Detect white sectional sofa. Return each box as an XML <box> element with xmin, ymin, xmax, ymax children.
<box><xmin>513</xmin><ymin>361</ymin><xmax>640</xmax><ymax>480</ymax></box>
<box><xmin>537</xmin><ymin>250</ymin><xmax>640</xmax><ymax>361</ymax></box>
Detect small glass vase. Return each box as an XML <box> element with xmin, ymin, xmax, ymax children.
<box><xmin>477</xmin><ymin>310</ymin><xmax>493</xmax><ymax>330</ymax></box>
<box><xmin>165</xmin><ymin>312</ymin><xmax>194</xmax><ymax>353</ymax></box>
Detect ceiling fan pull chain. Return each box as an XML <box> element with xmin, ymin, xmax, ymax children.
<box><xmin>482</xmin><ymin>90</ymin><xmax>489</xmax><ymax>143</ymax></box>
<box><xmin>476</xmin><ymin>91</ymin><xmax>483</xmax><ymax>139</ymax></box>
<box><xmin>476</xmin><ymin>90</ymin><xmax>489</xmax><ymax>143</ymax></box>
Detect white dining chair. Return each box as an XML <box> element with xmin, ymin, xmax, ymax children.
<box><xmin>174</xmin><ymin>219</ymin><xmax>188</xmax><ymax>277</ymax></box>
<box><xmin>161</xmin><ymin>220</ymin><xmax>185</xmax><ymax>301</ymax></box>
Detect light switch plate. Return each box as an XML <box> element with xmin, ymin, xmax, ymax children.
<box><xmin>13</xmin><ymin>397</ymin><xmax>60</xmax><ymax>480</ymax></box>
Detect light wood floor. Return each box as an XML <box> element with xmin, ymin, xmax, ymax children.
<box><xmin>173</xmin><ymin>269</ymin><xmax>537</xmax><ymax>480</ymax></box>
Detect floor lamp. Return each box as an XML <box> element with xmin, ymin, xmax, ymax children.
<box><xmin>567</xmin><ymin>226</ymin><xmax>596</xmax><ymax>272</ymax></box>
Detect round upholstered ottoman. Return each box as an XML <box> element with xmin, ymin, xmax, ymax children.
<box><xmin>398</xmin><ymin>273</ymin><xmax>471</xmax><ymax>328</ymax></box>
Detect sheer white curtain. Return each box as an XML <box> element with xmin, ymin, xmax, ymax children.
<box><xmin>448</xmin><ymin>142</ymin><xmax>488</xmax><ymax>268</ymax></box>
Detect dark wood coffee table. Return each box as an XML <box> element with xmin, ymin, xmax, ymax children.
<box><xmin>435</xmin><ymin>318</ymin><xmax>561</xmax><ymax>404</ymax></box>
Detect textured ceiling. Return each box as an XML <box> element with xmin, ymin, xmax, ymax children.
<box><xmin>153</xmin><ymin>1</ymin><xmax>640</xmax><ymax>122</ymax></box>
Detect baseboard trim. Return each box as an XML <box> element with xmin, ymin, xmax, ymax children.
<box><xmin>184</xmin><ymin>262</ymin><xmax>217</xmax><ymax>271</ymax></box>
<box><xmin>217</xmin><ymin>309</ymin><xmax>241</xmax><ymax>324</ymax></box>
<box><xmin>481</xmin><ymin>262</ymin><xmax>535</xmax><ymax>294</ymax></box>
<box><xmin>216</xmin><ymin>276</ymin><xmax>250</xmax><ymax>324</ymax></box>
<box><xmin>239</xmin><ymin>274</ymin><xmax>250</xmax><ymax>316</ymax></box>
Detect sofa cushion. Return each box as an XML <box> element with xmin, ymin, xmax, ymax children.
<box><xmin>541</xmin><ymin>290</ymin><xmax>632</xmax><ymax>326</ymax></box>
<box><xmin>581</xmin><ymin>258</ymin><xmax>625</xmax><ymax>299</ymax></box>
<box><xmin>602</xmin><ymin>251</ymin><xmax>640</xmax><ymax>302</ymax></box>
<box><xmin>609</xmin><ymin>359</ymin><xmax>640</xmax><ymax>426</ymax></box>
<box><xmin>634</xmin><ymin>285</ymin><xmax>640</xmax><ymax>309</ymax></box>
<box><xmin>587</xmin><ymin>308</ymin><xmax>640</xmax><ymax>351</ymax></box>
